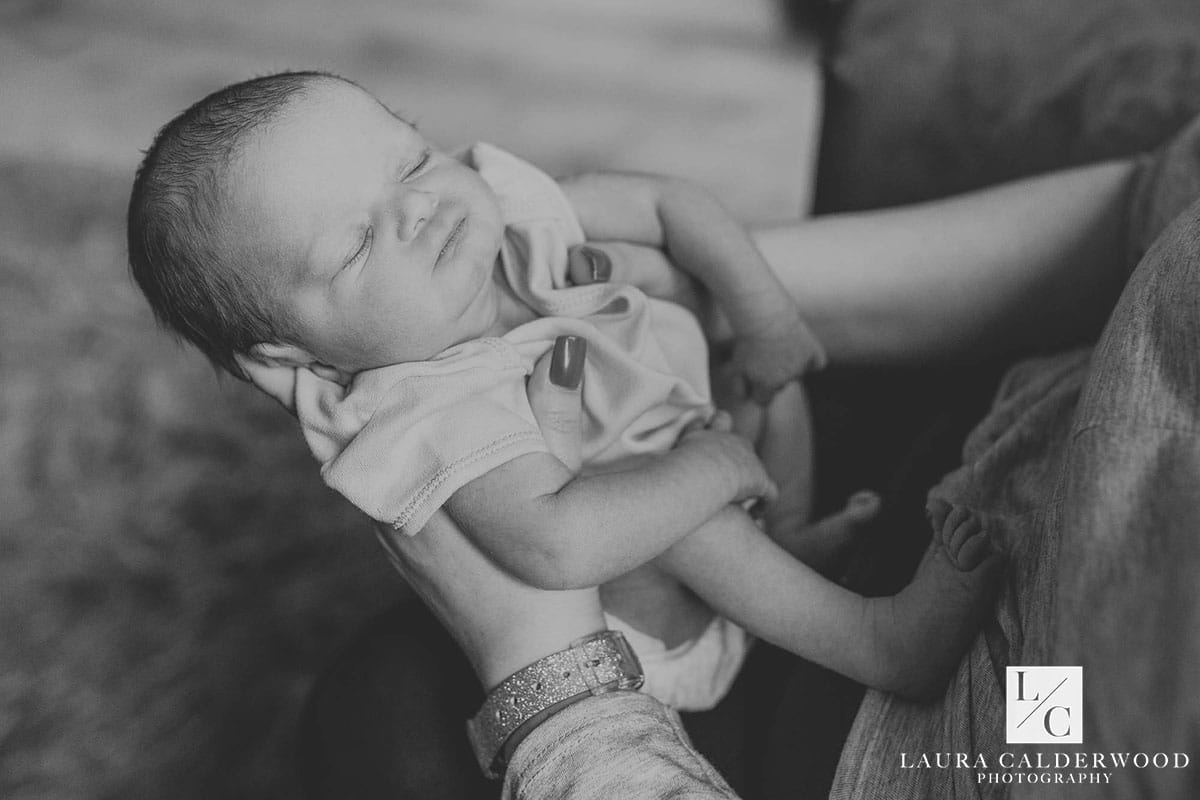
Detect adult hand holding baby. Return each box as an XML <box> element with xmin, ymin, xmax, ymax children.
<box><xmin>567</xmin><ymin>243</ymin><xmax>781</xmax><ymax>504</ymax></box>
<box><xmin>567</xmin><ymin>243</ymin><xmax>708</xmax><ymax>325</ymax></box>
<box><xmin>234</xmin><ymin>333</ymin><xmax>609</xmax><ymax>691</ymax></box>
<box><xmin>524</xmin><ymin>334</ymin><xmax>589</xmax><ymax>473</ymax></box>
<box><xmin>567</xmin><ymin>242</ymin><xmax>820</xmax><ymax>406</ymax></box>
<box><xmin>234</xmin><ymin>358</ymin><xmax>298</xmax><ymax>413</ymax></box>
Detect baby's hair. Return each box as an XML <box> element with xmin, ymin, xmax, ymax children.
<box><xmin>127</xmin><ymin>69</ymin><xmax>353</xmax><ymax>379</ymax></box>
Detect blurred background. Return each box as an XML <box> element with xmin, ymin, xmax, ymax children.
<box><xmin>0</xmin><ymin>2</ymin><xmax>821</xmax><ymax>797</ymax></box>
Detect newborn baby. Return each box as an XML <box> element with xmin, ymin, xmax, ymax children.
<box><xmin>128</xmin><ymin>71</ymin><xmax>1002</xmax><ymax>710</ymax></box>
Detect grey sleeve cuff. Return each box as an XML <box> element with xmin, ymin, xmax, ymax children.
<box><xmin>502</xmin><ymin>690</ymin><xmax>740</xmax><ymax>800</ymax></box>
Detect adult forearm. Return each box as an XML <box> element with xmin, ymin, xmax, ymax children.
<box><xmin>753</xmin><ymin>160</ymin><xmax>1137</xmax><ymax>365</ymax></box>
<box><xmin>560</xmin><ymin>172</ymin><xmax>794</xmax><ymax>335</ymax></box>
<box><xmin>656</xmin><ymin>179</ymin><xmax>797</xmax><ymax>334</ymax></box>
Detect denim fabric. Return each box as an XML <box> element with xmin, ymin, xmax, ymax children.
<box><xmin>830</xmin><ymin>118</ymin><xmax>1200</xmax><ymax>800</ymax></box>
<box><xmin>503</xmin><ymin>691</ymin><xmax>738</xmax><ymax>800</ymax></box>
<box><xmin>1019</xmin><ymin>197</ymin><xmax>1200</xmax><ymax>800</ymax></box>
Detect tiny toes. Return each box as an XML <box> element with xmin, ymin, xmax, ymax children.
<box><xmin>943</xmin><ymin>505</ymin><xmax>970</xmax><ymax>536</ymax></box>
<box><xmin>956</xmin><ymin>530</ymin><xmax>993</xmax><ymax>570</ymax></box>
<box><xmin>947</xmin><ymin>514</ymin><xmax>981</xmax><ymax>555</ymax></box>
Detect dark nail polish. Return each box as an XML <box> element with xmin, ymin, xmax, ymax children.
<box><xmin>549</xmin><ymin>335</ymin><xmax>586</xmax><ymax>389</ymax></box>
<box><xmin>583</xmin><ymin>247</ymin><xmax>611</xmax><ymax>284</ymax></box>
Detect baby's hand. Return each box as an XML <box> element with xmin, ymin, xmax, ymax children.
<box><xmin>732</xmin><ymin>302</ymin><xmax>820</xmax><ymax>405</ymax></box>
<box><xmin>676</xmin><ymin>411</ymin><xmax>778</xmax><ymax>506</ymax></box>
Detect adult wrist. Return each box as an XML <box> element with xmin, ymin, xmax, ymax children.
<box><xmin>465</xmin><ymin>590</ymin><xmax>608</xmax><ymax>691</ymax></box>
<box><xmin>466</xmin><ymin>629</ymin><xmax>644</xmax><ymax>779</ymax></box>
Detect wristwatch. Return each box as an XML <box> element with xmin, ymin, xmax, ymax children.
<box><xmin>466</xmin><ymin>630</ymin><xmax>644</xmax><ymax>779</ymax></box>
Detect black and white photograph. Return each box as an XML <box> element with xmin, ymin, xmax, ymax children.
<box><xmin>2</xmin><ymin>0</ymin><xmax>1199</xmax><ymax>797</ymax></box>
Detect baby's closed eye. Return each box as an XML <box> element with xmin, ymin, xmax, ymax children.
<box><xmin>338</xmin><ymin>227</ymin><xmax>374</xmax><ymax>277</ymax></box>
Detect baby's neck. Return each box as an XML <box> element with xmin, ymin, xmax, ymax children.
<box><xmin>485</xmin><ymin>263</ymin><xmax>538</xmax><ymax>337</ymax></box>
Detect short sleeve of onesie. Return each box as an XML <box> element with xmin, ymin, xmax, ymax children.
<box><xmin>296</xmin><ymin>338</ymin><xmax>549</xmax><ymax>534</ymax></box>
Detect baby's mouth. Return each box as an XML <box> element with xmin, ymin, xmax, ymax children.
<box><xmin>437</xmin><ymin>217</ymin><xmax>467</xmax><ymax>264</ymax></box>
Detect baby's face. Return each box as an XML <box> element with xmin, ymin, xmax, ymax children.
<box><xmin>230</xmin><ymin>79</ymin><xmax>506</xmax><ymax>373</ymax></box>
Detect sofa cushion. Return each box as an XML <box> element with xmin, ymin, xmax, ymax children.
<box><xmin>813</xmin><ymin>0</ymin><xmax>1200</xmax><ymax>212</ymax></box>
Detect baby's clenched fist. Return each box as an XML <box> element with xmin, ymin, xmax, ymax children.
<box><xmin>677</xmin><ymin>412</ymin><xmax>778</xmax><ymax>507</ymax></box>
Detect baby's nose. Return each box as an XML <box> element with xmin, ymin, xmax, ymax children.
<box><xmin>396</xmin><ymin>188</ymin><xmax>438</xmax><ymax>241</ymax></box>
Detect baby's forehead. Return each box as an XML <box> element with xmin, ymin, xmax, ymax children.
<box><xmin>222</xmin><ymin>82</ymin><xmax>405</xmax><ymax>259</ymax></box>
<box><xmin>297</xmin><ymin>77</ymin><xmax>402</xmax><ymax>123</ymax></box>
<box><xmin>242</xmin><ymin>86</ymin><xmax>373</xmax><ymax>164</ymax></box>
<box><xmin>249</xmin><ymin>80</ymin><xmax>412</xmax><ymax>159</ymax></box>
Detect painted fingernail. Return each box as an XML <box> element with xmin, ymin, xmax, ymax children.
<box><xmin>582</xmin><ymin>246</ymin><xmax>611</xmax><ymax>284</ymax></box>
<box><xmin>549</xmin><ymin>335</ymin><xmax>586</xmax><ymax>389</ymax></box>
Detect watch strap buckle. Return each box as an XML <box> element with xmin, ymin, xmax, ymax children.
<box><xmin>466</xmin><ymin>630</ymin><xmax>643</xmax><ymax>779</ymax></box>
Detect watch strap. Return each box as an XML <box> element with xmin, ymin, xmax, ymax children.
<box><xmin>466</xmin><ymin>630</ymin><xmax>643</xmax><ymax>778</ymax></box>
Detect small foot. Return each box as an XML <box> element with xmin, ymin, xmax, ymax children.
<box><xmin>866</xmin><ymin>500</ymin><xmax>1005</xmax><ymax>701</ymax></box>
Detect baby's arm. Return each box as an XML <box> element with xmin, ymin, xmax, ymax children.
<box><xmin>559</xmin><ymin>174</ymin><xmax>822</xmax><ymax>400</ymax></box>
<box><xmin>444</xmin><ymin>419</ymin><xmax>775</xmax><ymax>591</ymax></box>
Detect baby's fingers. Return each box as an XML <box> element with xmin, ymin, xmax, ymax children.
<box><xmin>759</xmin><ymin>475</ymin><xmax>779</xmax><ymax>506</ymax></box>
<box><xmin>680</xmin><ymin>409</ymin><xmax>733</xmax><ymax>439</ymax></box>
<box><xmin>709</xmin><ymin>409</ymin><xmax>733</xmax><ymax>432</ymax></box>
<box><xmin>732</xmin><ymin>442</ymin><xmax>777</xmax><ymax>506</ymax></box>
<box><xmin>732</xmin><ymin>345</ymin><xmax>792</xmax><ymax>407</ymax></box>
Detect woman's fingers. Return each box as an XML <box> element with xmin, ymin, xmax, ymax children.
<box><xmin>232</xmin><ymin>353</ymin><xmax>299</xmax><ymax>415</ymax></box>
<box><xmin>566</xmin><ymin>244</ymin><xmax>613</xmax><ymax>285</ymax></box>
<box><xmin>708</xmin><ymin>409</ymin><xmax>733</xmax><ymax>432</ymax></box>
<box><xmin>527</xmin><ymin>335</ymin><xmax>588</xmax><ymax>473</ymax></box>
<box><xmin>567</xmin><ymin>242</ymin><xmax>704</xmax><ymax>313</ymax></box>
